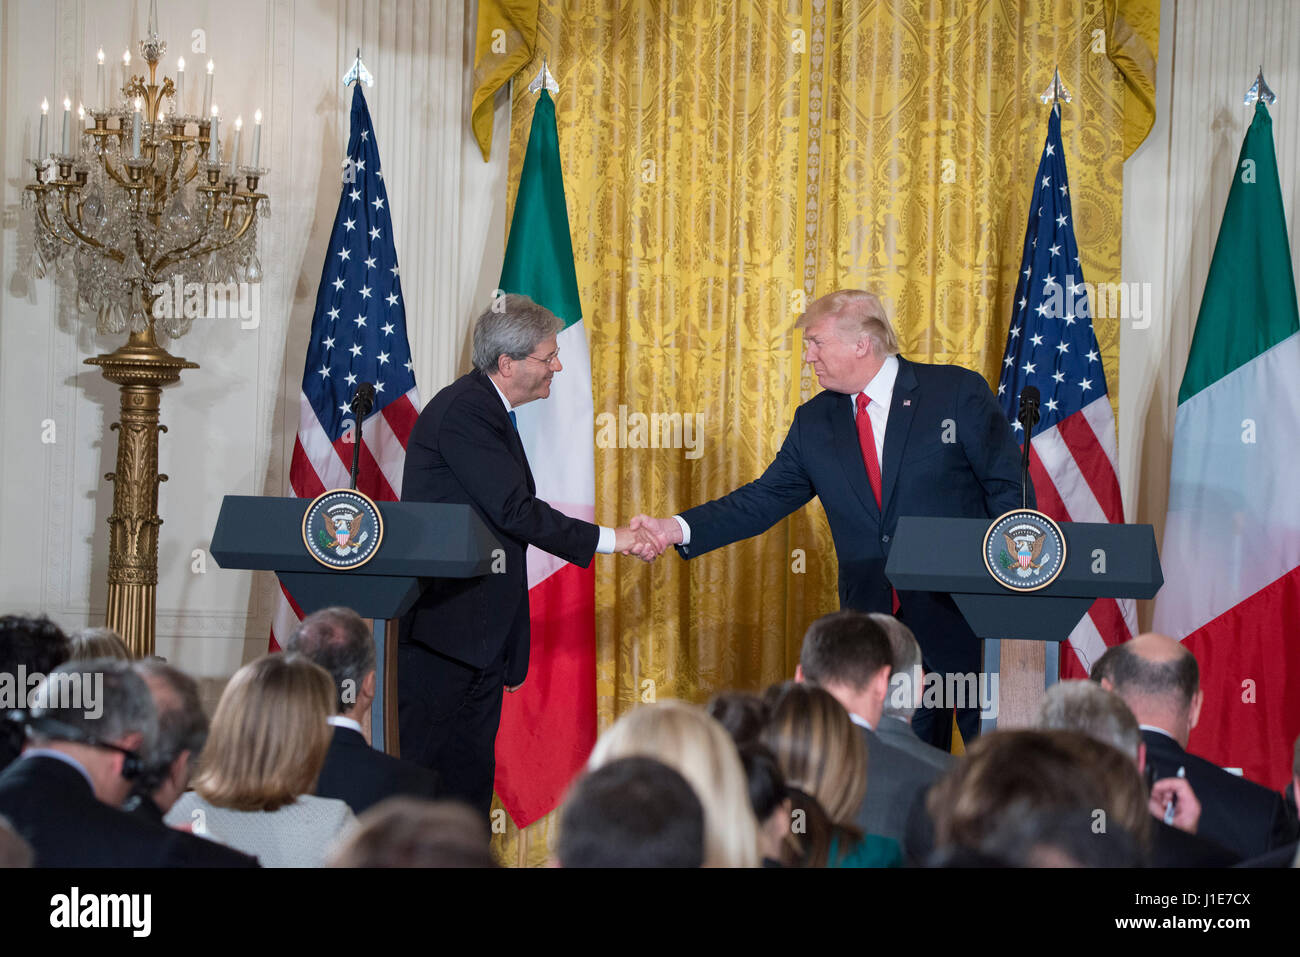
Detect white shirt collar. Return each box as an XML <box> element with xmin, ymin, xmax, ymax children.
<box><xmin>848</xmin><ymin>712</ymin><xmax>874</xmax><ymax>732</ymax></box>
<box><xmin>21</xmin><ymin>747</ymin><xmax>95</xmax><ymax>791</ymax></box>
<box><xmin>1139</xmin><ymin>724</ymin><xmax>1177</xmax><ymax>741</ymax></box>
<box><xmin>850</xmin><ymin>354</ymin><xmax>900</xmax><ymax>413</ymax></box>
<box><xmin>485</xmin><ymin>373</ymin><xmax>513</xmax><ymax>413</ymax></box>
<box><xmin>327</xmin><ymin>715</ymin><xmax>364</xmax><ymax>735</ymax></box>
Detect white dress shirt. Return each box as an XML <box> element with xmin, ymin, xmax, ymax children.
<box><xmin>486</xmin><ymin>373</ymin><xmax>614</xmax><ymax>553</ymax></box>
<box><xmin>674</xmin><ymin>355</ymin><xmax>901</xmax><ymax>545</ymax></box>
<box><xmin>326</xmin><ymin>715</ymin><xmax>364</xmax><ymax>735</ymax></box>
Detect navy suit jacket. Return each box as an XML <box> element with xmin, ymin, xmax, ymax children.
<box><xmin>315</xmin><ymin>725</ymin><xmax>439</xmax><ymax>815</ymax></box>
<box><xmin>400</xmin><ymin>369</ymin><xmax>600</xmax><ymax>685</ymax></box>
<box><xmin>679</xmin><ymin>357</ymin><xmax>1028</xmax><ymax>675</ymax></box>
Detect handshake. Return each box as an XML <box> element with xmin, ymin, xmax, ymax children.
<box><xmin>612</xmin><ymin>515</ymin><xmax>683</xmax><ymax>563</ymax></box>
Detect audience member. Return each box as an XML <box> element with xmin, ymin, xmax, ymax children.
<box><xmin>166</xmin><ymin>653</ymin><xmax>355</xmax><ymax>867</ymax></box>
<box><xmin>0</xmin><ymin>615</ymin><xmax>70</xmax><ymax>773</ymax></box>
<box><xmin>796</xmin><ymin>610</ymin><xmax>940</xmax><ymax>850</ymax></box>
<box><xmin>705</xmin><ymin>691</ymin><xmax>769</xmax><ymax>748</ymax></box>
<box><xmin>328</xmin><ymin>797</ymin><xmax>496</xmax><ymax>867</ymax></box>
<box><xmin>0</xmin><ymin>658</ymin><xmax>255</xmax><ymax>867</ymax></box>
<box><xmin>1092</xmin><ymin>633</ymin><xmax>1299</xmax><ymax>858</ymax></box>
<box><xmin>125</xmin><ymin>660</ymin><xmax>208</xmax><ymax>824</ymax></box>
<box><xmin>869</xmin><ymin>614</ymin><xmax>955</xmax><ymax>770</ymax></box>
<box><xmin>285</xmin><ymin>607</ymin><xmax>439</xmax><ymax>814</ymax></box>
<box><xmin>586</xmin><ymin>699</ymin><xmax>758</xmax><ymax>867</ymax></box>
<box><xmin>762</xmin><ymin>681</ymin><xmax>900</xmax><ymax>867</ymax></box>
<box><xmin>558</xmin><ymin>756</ymin><xmax>705</xmax><ymax>868</ymax></box>
<box><xmin>935</xmin><ymin>804</ymin><xmax>1142</xmax><ymax>868</ymax></box>
<box><xmin>928</xmin><ymin>729</ymin><xmax>1150</xmax><ymax>863</ymax></box>
<box><xmin>67</xmin><ymin>627</ymin><xmax>131</xmax><ymax>662</ymax></box>
<box><xmin>736</xmin><ymin>743</ymin><xmax>790</xmax><ymax>865</ymax></box>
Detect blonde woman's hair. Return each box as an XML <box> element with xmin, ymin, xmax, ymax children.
<box><xmin>761</xmin><ymin>682</ymin><xmax>867</xmax><ymax>826</ymax></box>
<box><xmin>586</xmin><ymin>699</ymin><xmax>759</xmax><ymax>867</ymax></box>
<box><xmin>67</xmin><ymin>627</ymin><xmax>131</xmax><ymax>662</ymax></box>
<box><xmin>795</xmin><ymin>289</ymin><xmax>901</xmax><ymax>357</ymax></box>
<box><xmin>192</xmin><ymin>653</ymin><xmax>335</xmax><ymax>812</ymax></box>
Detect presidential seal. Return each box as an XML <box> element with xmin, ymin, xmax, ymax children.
<box><xmin>983</xmin><ymin>509</ymin><xmax>1066</xmax><ymax>592</ymax></box>
<box><xmin>302</xmin><ymin>489</ymin><xmax>384</xmax><ymax>570</ymax></box>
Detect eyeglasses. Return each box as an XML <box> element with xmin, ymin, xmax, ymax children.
<box><xmin>525</xmin><ymin>349</ymin><xmax>560</xmax><ymax>368</ymax></box>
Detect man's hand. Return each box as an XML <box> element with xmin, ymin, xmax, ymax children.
<box><xmin>614</xmin><ymin>524</ymin><xmax>666</xmax><ymax>561</ymax></box>
<box><xmin>629</xmin><ymin>514</ymin><xmax>683</xmax><ymax>556</ymax></box>
<box><xmin>1149</xmin><ymin>776</ymin><xmax>1201</xmax><ymax>834</ymax></box>
<box><xmin>505</xmin><ymin>682</ymin><xmax>524</xmax><ymax>693</ymax></box>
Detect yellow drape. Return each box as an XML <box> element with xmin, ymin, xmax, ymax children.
<box><xmin>491</xmin><ymin>0</ymin><xmax>1145</xmax><ymax>866</ymax></box>
<box><xmin>471</xmin><ymin>0</ymin><xmax>540</xmax><ymax>161</ymax></box>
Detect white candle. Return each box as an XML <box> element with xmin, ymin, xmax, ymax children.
<box><xmin>60</xmin><ymin>97</ymin><xmax>71</xmax><ymax>155</ymax></box>
<box><xmin>175</xmin><ymin>57</ymin><xmax>185</xmax><ymax>114</ymax></box>
<box><xmin>251</xmin><ymin>109</ymin><xmax>262</xmax><ymax>167</ymax></box>
<box><xmin>201</xmin><ymin>60</ymin><xmax>214</xmax><ymax>119</ymax></box>
<box><xmin>208</xmin><ymin>106</ymin><xmax>219</xmax><ymax>163</ymax></box>
<box><xmin>122</xmin><ymin>51</ymin><xmax>132</xmax><ymax>107</ymax></box>
<box><xmin>131</xmin><ymin>98</ymin><xmax>142</xmax><ymax>159</ymax></box>
<box><xmin>37</xmin><ymin>98</ymin><xmax>48</xmax><ymax>159</ymax></box>
<box><xmin>148</xmin><ymin>0</ymin><xmax>158</xmax><ymax>37</ymax></box>
<box><xmin>228</xmin><ymin>115</ymin><xmax>242</xmax><ymax>176</ymax></box>
<box><xmin>96</xmin><ymin>49</ymin><xmax>106</xmax><ymax>112</ymax></box>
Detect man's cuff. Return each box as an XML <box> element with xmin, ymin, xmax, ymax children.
<box><xmin>595</xmin><ymin>526</ymin><xmax>615</xmax><ymax>554</ymax></box>
<box><xmin>673</xmin><ymin>514</ymin><xmax>691</xmax><ymax>546</ymax></box>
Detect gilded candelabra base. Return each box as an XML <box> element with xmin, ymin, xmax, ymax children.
<box><xmin>85</xmin><ymin>329</ymin><xmax>198</xmax><ymax>658</ymax></box>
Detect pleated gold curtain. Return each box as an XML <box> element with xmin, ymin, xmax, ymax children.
<box><xmin>491</xmin><ymin>0</ymin><xmax>1150</xmax><ymax>865</ymax></box>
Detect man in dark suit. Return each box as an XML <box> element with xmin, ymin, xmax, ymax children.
<box><xmin>0</xmin><ymin>615</ymin><xmax>71</xmax><ymax>774</ymax></box>
<box><xmin>1092</xmin><ymin>634</ymin><xmax>1300</xmax><ymax>861</ymax></box>
<box><xmin>124</xmin><ymin>659</ymin><xmax>209</xmax><ymax>825</ymax></box>
<box><xmin>870</xmin><ymin>614</ymin><xmax>957</xmax><ymax>771</ymax></box>
<box><xmin>286</xmin><ymin>606</ymin><xmax>439</xmax><ymax>815</ymax></box>
<box><xmin>0</xmin><ymin>659</ymin><xmax>256</xmax><ymax>867</ymax></box>
<box><xmin>795</xmin><ymin>610</ymin><xmax>943</xmax><ymax>855</ymax></box>
<box><xmin>633</xmin><ymin>290</ymin><xmax>1028</xmax><ymax>747</ymax></box>
<box><xmin>399</xmin><ymin>295</ymin><xmax>652</xmax><ymax>815</ymax></box>
<box><xmin>1036</xmin><ymin>677</ymin><xmax>1240</xmax><ymax>866</ymax></box>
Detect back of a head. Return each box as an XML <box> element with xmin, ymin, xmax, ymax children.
<box><xmin>799</xmin><ymin>610</ymin><xmax>893</xmax><ymax>691</ymax></box>
<box><xmin>977</xmin><ymin>804</ymin><xmax>1143</xmax><ymax>868</ymax></box>
<box><xmin>761</xmin><ymin>681</ymin><xmax>866</xmax><ymax>827</ymax></box>
<box><xmin>586</xmin><ymin>700</ymin><xmax>758</xmax><ymax>867</ymax></box>
<box><xmin>67</xmin><ymin>627</ymin><xmax>130</xmax><ymax>662</ymax></box>
<box><xmin>1093</xmin><ymin>636</ymin><xmax>1199</xmax><ymax>719</ymax></box>
<box><xmin>132</xmin><ymin>660</ymin><xmax>208</xmax><ymax>793</ymax></box>
<box><xmin>1036</xmin><ymin>680</ymin><xmax>1141</xmax><ymax>761</ymax></box>
<box><xmin>193</xmin><ymin>653</ymin><xmax>335</xmax><ymax>812</ymax></box>
<box><xmin>328</xmin><ymin>797</ymin><xmax>495</xmax><ymax>868</ymax></box>
<box><xmin>929</xmin><ymin>729</ymin><xmax>1150</xmax><ymax>855</ymax></box>
<box><xmin>870</xmin><ymin>614</ymin><xmax>922</xmax><ymax>718</ymax></box>
<box><xmin>26</xmin><ymin>657</ymin><xmax>158</xmax><ymax>758</ymax></box>
<box><xmin>283</xmin><ymin>607</ymin><xmax>375</xmax><ymax>714</ymax></box>
<box><xmin>559</xmin><ymin>756</ymin><xmax>705</xmax><ymax>868</ymax></box>
<box><xmin>780</xmin><ymin>787</ymin><xmax>841</xmax><ymax>868</ymax></box>
<box><xmin>705</xmin><ymin>691</ymin><xmax>770</xmax><ymax>748</ymax></box>
<box><xmin>0</xmin><ymin>615</ymin><xmax>71</xmax><ymax>677</ymax></box>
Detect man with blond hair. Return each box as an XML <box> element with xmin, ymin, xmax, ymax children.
<box><xmin>633</xmin><ymin>290</ymin><xmax>1027</xmax><ymax>748</ymax></box>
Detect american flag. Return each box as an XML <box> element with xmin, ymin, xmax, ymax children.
<box><xmin>270</xmin><ymin>84</ymin><xmax>419</xmax><ymax>649</ymax></box>
<box><xmin>997</xmin><ymin>103</ymin><xmax>1136</xmax><ymax>677</ymax></box>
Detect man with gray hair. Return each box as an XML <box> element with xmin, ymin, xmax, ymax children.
<box><xmin>1035</xmin><ymin>679</ymin><xmax>1239</xmax><ymax>866</ymax></box>
<box><xmin>0</xmin><ymin>658</ymin><xmax>255</xmax><ymax>866</ymax></box>
<box><xmin>399</xmin><ymin>294</ymin><xmax>657</xmax><ymax>814</ymax></box>
<box><xmin>870</xmin><ymin>614</ymin><xmax>954</xmax><ymax>771</ymax></box>
<box><xmin>287</xmin><ymin>607</ymin><xmax>438</xmax><ymax>814</ymax></box>
<box><xmin>125</xmin><ymin>660</ymin><xmax>209</xmax><ymax>824</ymax></box>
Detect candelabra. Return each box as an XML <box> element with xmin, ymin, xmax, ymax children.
<box><xmin>22</xmin><ymin>13</ymin><xmax>270</xmax><ymax>657</ymax></box>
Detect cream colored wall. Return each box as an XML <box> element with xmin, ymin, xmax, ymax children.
<box><xmin>1120</xmin><ymin>0</ymin><xmax>1300</xmax><ymax>629</ymax></box>
<box><xmin>0</xmin><ymin>0</ymin><xmax>509</xmax><ymax>699</ymax></box>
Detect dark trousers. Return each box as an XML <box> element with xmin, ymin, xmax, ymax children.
<box><xmin>397</xmin><ymin>639</ymin><xmax>505</xmax><ymax>820</ymax></box>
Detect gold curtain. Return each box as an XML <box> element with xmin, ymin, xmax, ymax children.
<box><xmin>491</xmin><ymin>0</ymin><xmax>1140</xmax><ymax>866</ymax></box>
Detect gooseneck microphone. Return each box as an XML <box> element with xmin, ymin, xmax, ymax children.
<box><xmin>349</xmin><ymin>382</ymin><xmax>376</xmax><ymax>491</ymax></box>
<box><xmin>1017</xmin><ymin>386</ymin><xmax>1041</xmax><ymax>509</ymax></box>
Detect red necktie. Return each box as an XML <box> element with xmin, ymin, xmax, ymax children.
<box><xmin>855</xmin><ymin>393</ymin><xmax>883</xmax><ymax>508</ymax></box>
<box><xmin>856</xmin><ymin>393</ymin><xmax>900</xmax><ymax>613</ymax></box>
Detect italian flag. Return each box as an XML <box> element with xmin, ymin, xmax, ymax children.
<box><xmin>492</xmin><ymin>89</ymin><xmax>597</xmax><ymax>827</ymax></box>
<box><xmin>1153</xmin><ymin>101</ymin><xmax>1300</xmax><ymax>791</ymax></box>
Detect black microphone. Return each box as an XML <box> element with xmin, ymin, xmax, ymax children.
<box><xmin>349</xmin><ymin>382</ymin><xmax>376</xmax><ymax>490</ymax></box>
<box><xmin>1017</xmin><ymin>386</ymin><xmax>1041</xmax><ymax>509</ymax></box>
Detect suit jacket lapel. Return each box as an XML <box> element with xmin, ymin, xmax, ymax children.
<box><xmin>881</xmin><ymin>358</ymin><xmax>918</xmax><ymax>518</ymax></box>
<box><xmin>830</xmin><ymin>392</ymin><xmax>880</xmax><ymax>520</ymax></box>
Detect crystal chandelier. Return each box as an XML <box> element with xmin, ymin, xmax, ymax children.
<box><xmin>22</xmin><ymin>3</ymin><xmax>271</xmax><ymax>657</ymax></box>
